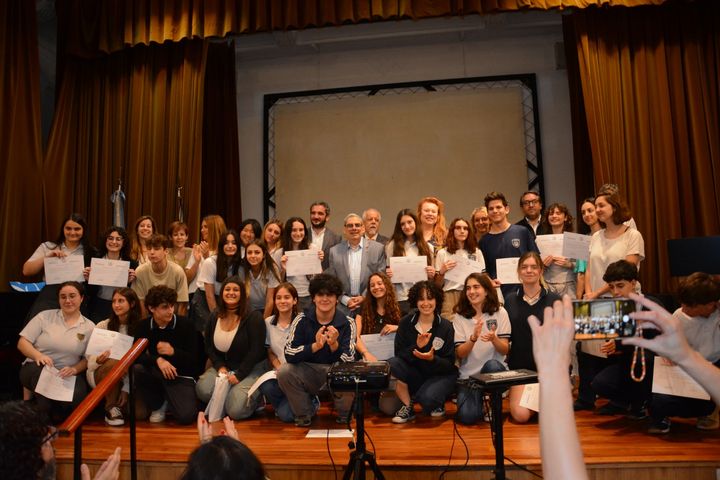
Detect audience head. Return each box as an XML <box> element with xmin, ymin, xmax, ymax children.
<box><xmin>519</xmin><ymin>191</ymin><xmax>543</xmax><ymax>221</ymax></box>
<box><xmin>180</xmin><ymin>436</ymin><xmax>266</xmax><ymax>480</ymax></box>
<box><xmin>217</xmin><ymin>276</ymin><xmax>247</xmax><ymax>317</ymax></box>
<box><xmin>309</xmin><ymin>201</ymin><xmax>331</xmax><ymax>230</ymax></box>
<box><xmin>362</xmin><ymin>208</ymin><xmax>382</xmax><ymax>239</ymax></box>
<box><xmin>239</xmin><ymin>219</ymin><xmax>262</xmax><ymax>248</ymax></box>
<box><xmin>408</xmin><ymin>280</ymin><xmax>444</xmax><ymax>316</ymax></box>
<box><xmin>455</xmin><ymin>272</ymin><xmax>500</xmax><ymax>317</ymax></box>
<box><xmin>678</xmin><ymin>272</ymin><xmax>720</xmax><ymax>318</ymax></box>
<box><xmin>100</xmin><ymin>226</ymin><xmax>131</xmax><ymax>260</ymax></box>
<box><xmin>595</xmin><ymin>192</ymin><xmax>631</xmax><ymax>226</ymax></box>
<box><xmin>602</xmin><ymin>260</ymin><xmax>639</xmax><ymax>297</ymax></box>
<box><xmin>0</xmin><ymin>401</ymin><xmax>54</xmax><ymax>480</ymax></box>
<box><xmin>282</xmin><ymin>217</ymin><xmax>309</xmax><ymax>250</ymax></box>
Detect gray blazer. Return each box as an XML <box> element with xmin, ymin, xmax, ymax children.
<box><xmin>325</xmin><ymin>239</ymin><xmax>386</xmax><ymax>301</ymax></box>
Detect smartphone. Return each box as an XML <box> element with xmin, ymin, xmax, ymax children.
<box><xmin>572</xmin><ymin>298</ymin><xmax>639</xmax><ymax>340</ymax></box>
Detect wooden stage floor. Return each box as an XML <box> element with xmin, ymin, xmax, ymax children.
<box><xmin>55</xmin><ymin>400</ymin><xmax>720</xmax><ymax>480</ymax></box>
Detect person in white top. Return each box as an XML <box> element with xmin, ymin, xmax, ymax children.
<box><xmin>384</xmin><ymin>209</ymin><xmax>435</xmax><ymax>315</ymax></box>
<box><xmin>86</xmin><ymin>287</ymin><xmax>142</xmax><ymax>426</ymax></box>
<box><xmin>584</xmin><ymin>192</ymin><xmax>644</xmax><ymax>299</ymax></box>
<box><xmin>435</xmin><ymin>217</ymin><xmax>485</xmax><ymax>319</ymax></box>
<box><xmin>538</xmin><ymin>203</ymin><xmax>578</xmax><ymax>299</ymax></box>
<box><xmin>280</xmin><ymin>217</ymin><xmax>323</xmax><ymax>313</ymax></box>
<box><xmin>261</xmin><ymin>219</ymin><xmax>284</xmax><ymax>268</ymax></box>
<box><xmin>454</xmin><ymin>272</ymin><xmax>510</xmax><ymax>424</ymax></box>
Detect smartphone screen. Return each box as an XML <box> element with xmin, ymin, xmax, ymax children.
<box><xmin>572</xmin><ymin>298</ymin><xmax>638</xmax><ymax>340</ymax></box>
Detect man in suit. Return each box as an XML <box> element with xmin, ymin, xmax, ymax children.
<box><xmin>515</xmin><ymin>191</ymin><xmax>547</xmax><ymax>237</ymax></box>
<box><xmin>362</xmin><ymin>208</ymin><xmax>390</xmax><ymax>245</ymax></box>
<box><xmin>309</xmin><ymin>201</ymin><xmax>342</xmax><ymax>270</ymax></box>
<box><xmin>325</xmin><ymin>213</ymin><xmax>387</xmax><ymax>316</ymax></box>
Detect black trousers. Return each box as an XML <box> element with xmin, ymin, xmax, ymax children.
<box><xmin>133</xmin><ymin>363</ymin><xmax>198</xmax><ymax>424</ymax></box>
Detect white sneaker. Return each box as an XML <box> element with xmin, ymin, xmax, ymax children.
<box><xmin>149</xmin><ymin>401</ymin><xmax>168</xmax><ymax>423</ymax></box>
<box><xmin>105</xmin><ymin>406</ymin><xmax>124</xmax><ymax>426</ymax></box>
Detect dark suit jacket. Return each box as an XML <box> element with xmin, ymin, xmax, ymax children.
<box><xmin>315</xmin><ymin>228</ymin><xmax>342</xmax><ymax>270</ymax></box>
<box><xmin>515</xmin><ymin>218</ymin><xmax>551</xmax><ymax>238</ymax></box>
<box><xmin>324</xmin><ymin>239</ymin><xmax>386</xmax><ymax>302</ymax></box>
<box><xmin>366</xmin><ymin>234</ymin><xmax>390</xmax><ymax>246</ymax></box>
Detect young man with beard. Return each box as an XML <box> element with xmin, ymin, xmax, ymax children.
<box><xmin>308</xmin><ymin>201</ymin><xmax>342</xmax><ymax>270</ymax></box>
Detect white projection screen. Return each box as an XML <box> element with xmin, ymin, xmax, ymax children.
<box><xmin>267</xmin><ymin>78</ymin><xmax>542</xmax><ymax>235</ymax></box>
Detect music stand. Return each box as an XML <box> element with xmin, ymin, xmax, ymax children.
<box><xmin>471</xmin><ymin>370</ymin><xmax>538</xmax><ymax>480</ymax></box>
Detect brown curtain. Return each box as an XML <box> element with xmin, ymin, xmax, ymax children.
<box><xmin>43</xmin><ymin>39</ymin><xmax>208</xmax><ymax>247</ymax></box>
<box><xmin>59</xmin><ymin>0</ymin><xmax>670</xmax><ymax>56</ymax></box>
<box><xmin>566</xmin><ymin>0</ymin><xmax>720</xmax><ymax>293</ymax></box>
<box><xmin>201</xmin><ymin>41</ymin><xmax>242</xmax><ymax>231</ymax></box>
<box><xmin>0</xmin><ymin>2</ymin><xmax>44</xmax><ymax>291</ymax></box>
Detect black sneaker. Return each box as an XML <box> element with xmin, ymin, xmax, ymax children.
<box><xmin>626</xmin><ymin>406</ymin><xmax>648</xmax><ymax>420</ymax></box>
<box><xmin>294</xmin><ymin>415</ymin><xmax>312</xmax><ymax>427</ymax></box>
<box><xmin>392</xmin><ymin>403</ymin><xmax>416</xmax><ymax>424</ymax></box>
<box><xmin>597</xmin><ymin>403</ymin><xmax>627</xmax><ymax>416</ymax></box>
<box><xmin>648</xmin><ymin>417</ymin><xmax>671</xmax><ymax>434</ymax></box>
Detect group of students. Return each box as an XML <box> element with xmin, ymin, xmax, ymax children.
<box><xmin>16</xmin><ymin>188</ymin><xmax>718</xmax><ymax>435</ymax></box>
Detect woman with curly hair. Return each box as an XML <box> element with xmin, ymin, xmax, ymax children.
<box><xmin>538</xmin><ymin>203</ymin><xmax>578</xmax><ymax>298</ymax></box>
<box><xmin>354</xmin><ymin>272</ymin><xmax>402</xmax><ymax>361</ymax></box>
<box><xmin>387</xmin><ymin>280</ymin><xmax>457</xmax><ymax>423</ymax></box>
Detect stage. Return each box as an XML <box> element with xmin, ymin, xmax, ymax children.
<box><xmin>55</xmin><ymin>400</ymin><xmax>720</xmax><ymax>479</ymax></box>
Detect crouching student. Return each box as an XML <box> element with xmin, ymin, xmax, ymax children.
<box><xmin>134</xmin><ymin>286</ymin><xmax>199</xmax><ymax>424</ymax></box>
<box><xmin>277</xmin><ymin>274</ymin><xmax>356</xmax><ymax>427</ymax></box>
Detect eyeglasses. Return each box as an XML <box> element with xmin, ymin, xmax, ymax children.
<box><xmin>521</xmin><ymin>200</ymin><xmax>539</xmax><ymax>206</ymax></box>
<box><xmin>345</xmin><ymin>223</ymin><xmax>363</xmax><ymax>229</ymax></box>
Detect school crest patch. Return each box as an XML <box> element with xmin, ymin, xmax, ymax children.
<box><xmin>511</xmin><ymin>238</ymin><xmax>521</xmax><ymax>248</ymax></box>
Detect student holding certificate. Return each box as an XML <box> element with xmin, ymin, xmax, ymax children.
<box><xmin>538</xmin><ymin>203</ymin><xmax>578</xmax><ymax>299</ymax></box>
<box><xmin>22</xmin><ymin>213</ymin><xmax>96</xmax><ymax>320</ymax></box>
<box><xmin>435</xmin><ymin>217</ymin><xmax>485</xmax><ymax>319</ymax></box>
<box><xmin>354</xmin><ymin>272</ymin><xmax>401</xmax><ymax>362</ymax></box>
<box><xmin>86</xmin><ymin>287</ymin><xmax>142</xmax><ymax>426</ymax></box>
<box><xmin>385</xmin><ymin>209</ymin><xmax>435</xmax><ymax>315</ymax></box>
<box><xmin>280</xmin><ymin>217</ymin><xmax>324</xmax><ymax>313</ymax></box>
<box><xmin>18</xmin><ymin>281</ymin><xmax>95</xmax><ymax>422</ymax></box>
<box><xmin>86</xmin><ymin>226</ymin><xmax>138</xmax><ymax>322</ymax></box>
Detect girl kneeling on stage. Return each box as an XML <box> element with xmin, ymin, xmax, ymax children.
<box><xmin>387</xmin><ymin>280</ymin><xmax>457</xmax><ymax>423</ymax></box>
<box><xmin>453</xmin><ymin>273</ymin><xmax>510</xmax><ymax>425</ymax></box>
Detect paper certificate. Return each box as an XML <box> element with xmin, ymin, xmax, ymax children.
<box><xmin>88</xmin><ymin>258</ymin><xmax>130</xmax><ymax>288</ymax></box>
<box><xmin>247</xmin><ymin>370</ymin><xmax>278</xmax><ymax>398</ymax></box>
<box><xmin>44</xmin><ymin>255</ymin><xmax>84</xmax><ymax>284</ymax></box>
<box><xmin>535</xmin><ymin>234</ymin><xmax>564</xmax><ymax>258</ymax></box>
<box><xmin>35</xmin><ymin>365</ymin><xmax>76</xmax><ymax>402</ymax></box>
<box><xmin>388</xmin><ymin>256</ymin><xmax>427</xmax><ymax>284</ymax></box>
<box><xmin>85</xmin><ymin>328</ymin><xmax>134</xmax><ymax>360</ymax></box>
<box><xmin>361</xmin><ymin>333</ymin><xmax>396</xmax><ymax>361</ymax></box>
<box><xmin>519</xmin><ymin>382</ymin><xmax>540</xmax><ymax>412</ymax></box>
<box><xmin>285</xmin><ymin>249</ymin><xmax>322</xmax><ymax>276</ymax></box>
<box><xmin>562</xmin><ymin>232</ymin><xmax>591</xmax><ymax>261</ymax></box>
<box><xmin>495</xmin><ymin>258</ymin><xmax>520</xmax><ymax>284</ymax></box>
<box><xmin>652</xmin><ymin>357</ymin><xmax>710</xmax><ymax>400</ymax></box>
<box><xmin>444</xmin><ymin>255</ymin><xmax>486</xmax><ymax>284</ymax></box>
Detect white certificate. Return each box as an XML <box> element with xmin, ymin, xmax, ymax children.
<box><xmin>285</xmin><ymin>249</ymin><xmax>322</xmax><ymax>276</ymax></box>
<box><xmin>85</xmin><ymin>328</ymin><xmax>134</xmax><ymax>360</ymax></box>
<box><xmin>652</xmin><ymin>357</ymin><xmax>710</xmax><ymax>400</ymax></box>
<box><xmin>388</xmin><ymin>256</ymin><xmax>427</xmax><ymax>284</ymax></box>
<box><xmin>360</xmin><ymin>333</ymin><xmax>396</xmax><ymax>361</ymax></box>
<box><xmin>519</xmin><ymin>382</ymin><xmax>540</xmax><ymax>412</ymax></box>
<box><xmin>444</xmin><ymin>255</ymin><xmax>486</xmax><ymax>284</ymax></box>
<box><xmin>535</xmin><ymin>234</ymin><xmax>564</xmax><ymax>258</ymax></box>
<box><xmin>35</xmin><ymin>365</ymin><xmax>76</xmax><ymax>402</ymax></box>
<box><xmin>44</xmin><ymin>255</ymin><xmax>84</xmax><ymax>284</ymax></box>
<box><xmin>562</xmin><ymin>232</ymin><xmax>591</xmax><ymax>261</ymax></box>
<box><xmin>88</xmin><ymin>258</ymin><xmax>130</xmax><ymax>288</ymax></box>
<box><xmin>495</xmin><ymin>258</ymin><xmax>520</xmax><ymax>284</ymax></box>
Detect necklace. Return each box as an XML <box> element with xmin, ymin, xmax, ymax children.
<box><xmin>523</xmin><ymin>289</ymin><xmax>541</xmax><ymax>303</ymax></box>
<box><xmin>630</xmin><ymin>327</ymin><xmax>646</xmax><ymax>382</ymax></box>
